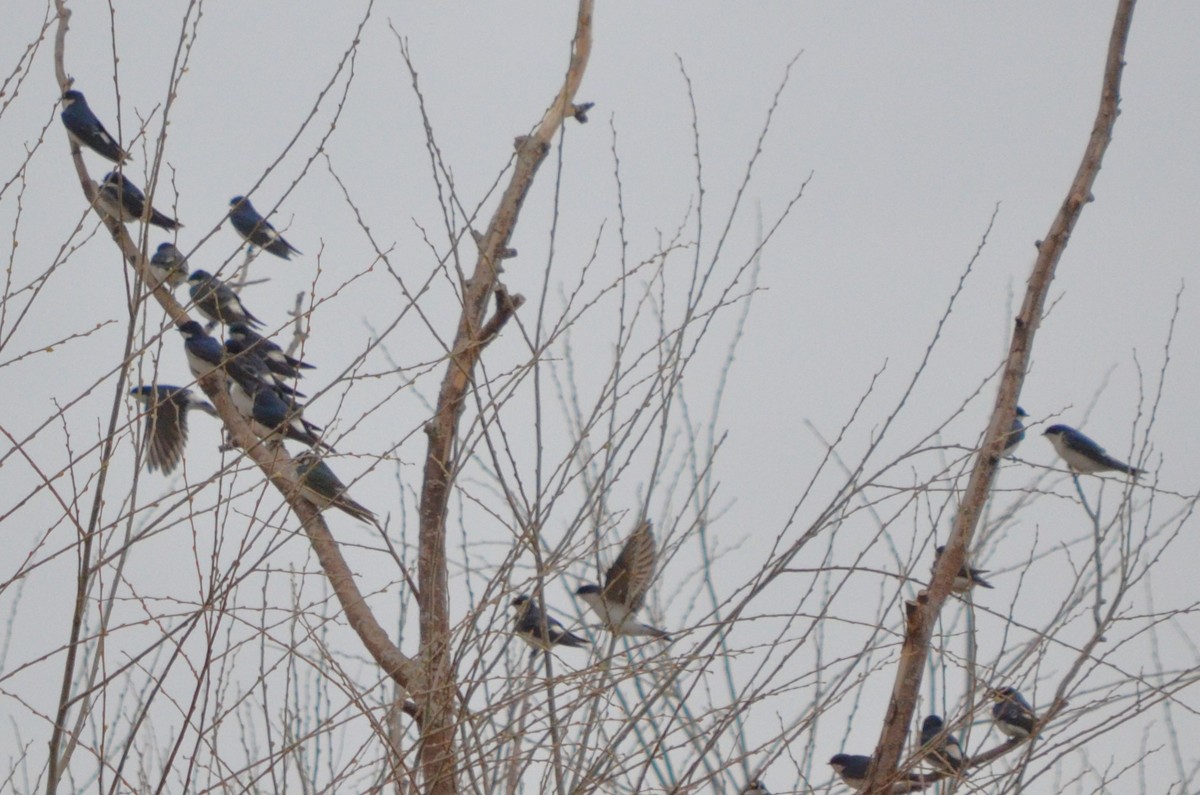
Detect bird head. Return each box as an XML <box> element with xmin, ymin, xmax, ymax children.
<box><xmin>989</xmin><ymin>686</ymin><xmax>1017</xmax><ymax>703</ymax></box>
<box><xmin>921</xmin><ymin>714</ymin><xmax>944</xmax><ymax>733</ymax></box>
<box><xmin>1015</xmin><ymin>406</ymin><xmax>1028</xmax><ymax>418</ymax></box>
<box><xmin>828</xmin><ymin>754</ymin><xmax>851</xmax><ymax>773</ymax></box>
<box><xmin>62</xmin><ymin>90</ymin><xmax>83</xmax><ymax>104</ymax></box>
<box><xmin>1042</xmin><ymin>424</ymin><xmax>1069</xmax><ymax>439</ymax></box>
<box><xmin>178</xmin><ymin>321</ymin><xmax>205</xmax><ymax>338</ymax></box>
<box><xmin>574</xmin><ymin>584</ymin><xmax>602</xmax><ymax>597</ymax></box>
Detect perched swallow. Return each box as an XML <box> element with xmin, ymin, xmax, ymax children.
<box><xmin>60</xmin><ymin>89</ymin><xmax>128</xmax><ymax>163</ymax></box>
<box><xmin>742</xmin><ymin>780</ymin><xmax>771</xmax><ymax>794</ymax></box>
<box><xmin>129</xmin><ymin>385</ymin><xmax>217</xmax><ymax>474</ymax></box>
<box><xmin>919</xmin><ymin>715</ymin><xmax>965</xmax><ymax>773</ymax></box>
<box><xmin>227</xmin><ymin>367</ymin><xmax>324</xmax><ymax>448</ymax></box>
<box><xmin>178</xmin><ymin>321</ymin><xmax>225</xmax><ymax>378</ymax></box>
<box><xmin>990</xmin><ymin>687</ymin><xmax>1036</xmax><ymax>740</ymax></box>
<box><xmin>575</xmin><ymin>520</ymin><xmax>669</xmax><ymax>640</ymax></box>
<box><xmin>96</xmin><ymin>172</ymin><xmax>180</xmax><ymax>230</ymax></box>
<box><xmin>1004</xmin><ymin>406</ymin><xmax>1029</xmax><ymax>454</ymax></box>
<box><xmin>228</xmin><ymin>196</ymin><xmax>301</xmax><ymax>260</ymax></box>
<box><xmin>1043</xmin><ymin>424</ymin><xmax>1141</xmax><ymax>477</ymax></box>
<box><xmin>228</xmin><ymin>323</ymin><xmax>314</xmax><ymax>379</ymax></box>
<box><xmin>933</xmin><ymin>546</ymin><xmax>994</xmax><ymax>593</ymax></box>
<box><xmin>224</xmin><ymin>337</ymin><xmax>305</xmax><ymax>400</ymax></box>
<box><xmin>511</xmin><ymin>595</ymin><xmax>589</xmax><ymax>658</ymax></box>
<box><xmin>828</xmin><ymin>754</ymin><xmax>926</xmax><ymax>793</ymax></box>
<box><xmin>293</xmin><ymin>451</ymin><xmax>377</xmax><ymax>524</ymax></box>
<box><xmin>187</xmin><ymin>270</ymin><xmax>264</xmax><ymax>328</ymax></box>
<box><xmin>149</xmin><ymin>242</ymin><xmax>189</xmax><ymax>288</ymax></box>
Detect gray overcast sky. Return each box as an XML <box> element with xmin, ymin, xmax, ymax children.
<box><xmin>2</xmin><ymin>3</ymin><xmax>1197</xmax><ymax>792</ymax></box>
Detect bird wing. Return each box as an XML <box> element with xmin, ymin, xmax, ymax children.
<box><xmin>604</xmin><ymin>520</ymin><xmax>657</xmax><ymax>612</ymax></box>
<box><xmin>145</xmin><ymin>393</ymin><xmax>187</xmax><ymax>473</ymax></box>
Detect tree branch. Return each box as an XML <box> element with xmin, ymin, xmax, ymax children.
<box><xmin>414</xmin><ymin>4</ymin><xmax>593</xmax><ymax>793</ymax></box>
<box><xmin>866</xmin><ymin>1</ymin><xmax>1137</xmax><ymax>790</ymax></box>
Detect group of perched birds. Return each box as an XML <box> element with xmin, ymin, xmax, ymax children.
<box><xmin>63</xmin><ymin>86</ymin><xmax>376</xmax><ymax>526</ymax></box>
<box><xmin>65</xmin><ymin>87</ymin><xmax>1148</xmax><ymax>794</ymax></box>
<box><xmin>814</xmin><ymin>410</ymin><xmax>1142</xmax><ymax>793</ymax></box>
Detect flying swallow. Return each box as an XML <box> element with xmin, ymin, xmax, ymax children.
<box><xmin>224</xmin><ymin>337</ymin><xmax>305</xmax><ymax>400</ymax></box>
<box><xmin>228</xmin><ymin>195</ymin><xmax>301</xmax><ymax>260</ymax></box>
<box><xmin>1004</xmin><ymin>406</ymin><xmax>1028</xmax><ymax>454</ymax></box>
<box><xmin>96</xmin><ymin>172</ymin><xmax>181</xmax><ymax>230</ymax></box>
<box><xmin>149</xmin><ymin>242</ymin><xmax>190</xmax><ymax>288</ymax></box>
<box><xmin>226</xmin><ymin>365</ymin><xmax>324</xmax><ymax>448</ymax></box>
<box><xmin>511</xmin><ymin>595</ymin><xmax>589</xmax><ymax>658</ymax></box>
<box><xmin>828</xmin><ymin>754</ymin><xmax>926</xmax><ymax>793</ymax></box>
<box><xmin>933</xmin><ymin>546</ymin><xmax>994</xmax><ymax>593</ymax></box>
<box><xmin>919</xmin><ymin>715</ymin><xmax>965</xmax><ymax>773</ymax></box>
<box><xmin>990</xmin><ymin>687</ymin><xmax>1036</xmax><ymax>740</ymax></box>
<box><xmin>129</xmin><ymin>385</ymin><xmax>217</xmax><ymax>474</ymax></box>
<box><xmin>293</xmin><ymin>451</ymin><xmax>377</xmax><ymax>524</ymax></box>
<box><xmin>187</xmin><ymin>270</ymin><xmax>265</xmax><ymax>328</ymax></box>
<box><xmin>60</xmin><ymin>89</ymin><xmax>128</xmax><ymax>163</ymax></box>
<box><xmin>178</xmin><ymin>320</ymin><xmax>225</xmax><ymax>378</ymax></box>
<box><xmin>228</xmin><ymin>323</ymin><xmax>314</xmax><ymax>379</ymax></box>
<box><xmin>575</xmin><ymin>519</ymin><xmax>669</xmax><ymax>640</ymax></box>
<box><xmin>1043</xmin><ymin>424</ymin><xmax>1141</xmax><ymax>477</ymax></box>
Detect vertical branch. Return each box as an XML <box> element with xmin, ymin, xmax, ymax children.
<box><xmin>414</xmin><ymin>3</ymin><xmax>594</xmax><ymax>794</ymax></box>
<box><xmin>866</xmin><ymin>1</ymin><xmax>1137</xmax><ymax>789</ymax></box>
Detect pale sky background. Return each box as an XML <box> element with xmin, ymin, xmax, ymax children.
<box><xmin>1</xmin><ymin>3</ymin><xmax>1198</xmax><ymax>793</ymax></box>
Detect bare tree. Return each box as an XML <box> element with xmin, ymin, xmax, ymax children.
<box><xmin>1</xmin><ymin>1</ymin><xmax>1196</xmax><ymax>794</ymax></box>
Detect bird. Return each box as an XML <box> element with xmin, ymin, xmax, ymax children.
<box><xmin>226</xmin><ymin>365</ymin><xmax>324</xmax><ymax>448</ymax></box>
<box><xmin>828</xmin><ymin>754</ymin><xmax>926</xmax><ymax>793</ymax></box>
<box><xmin>228</xmin><ymin>196</ymin><xmax>301</xmax><ymax>260</ymax></box>
<box><xmin>919</xmin><ymin>715</ymin><xmax>965</xmax><ymax>773</ymax></box>
<box><xmin>129</xmin><ymin>385</ymin><xmax>217</xmax><ymax>474</ymax></box>
<box><xmin>60</xmin><ymin>89</ymin><xmax>128</xmax><ymax>163</ymax></box>
<box><xmin>224</xmin><ymin>337</ymin><xmax>305</xmax><ymax>400</ymax></box>
<box><xmin>933</xmin><ymin>545</ymin><xmax>994</xmax><ymax>593</ymax></box>
<box><xmin>148</xmin><ymin>242</ymin><xmax>190</xmax><ymax>288</ymax></box>
<box><xmin>178</xmin><ymin>321</ymin><xmax>225</xmax><ymax>378</ymax></box>
<box><xmin>1043</xmin><ymin>424</ymin><xmax>1142</xmax><ymax>477</ymax></box>
<box><xmin>575</xmin><ymin>519</ymin><xmax>669</xmax><ymax>640</ymax></box>
<box><xmin>1004</xmin><ymin>406</ymin><xmax>1028</xmax><ymax>454</ymax></box>
<box><xmin>96</xmin><ymin>172</ymin><xmax>180</xmax><ymax>230</ymax></box>
<box><xmin>990</xmin><ymin>686</ymin><xmax>1036</xmax><ymax>740</ymax></box>
<box><xmin>228</xmin><ymin>323</ymin><xmax>314</xmax><ymax>380</ymax></box>
<box><xmin>187</xmin><ymin>270</ymin><xmax>265</xmax><ymax>328</ymax></box>
<box><xmin>292</xmin><ymin>451</ymin><xmax>377</xmax><ymax>524</ymax></box>
<box><xmin>511</xmin><ymin>595</ymin><xmax>589</xmax><ymax>658</ymax></box>
<box><xmin>741</xmin><ymin>780</ymin><xmax>771</xmax><ymax>794</ymax></box>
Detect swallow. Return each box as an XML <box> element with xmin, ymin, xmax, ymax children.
<box><xmin>291</xmin><ymin>451</ymin><xmax>377</xmax><ymax>524</ymax></box>
<box><xmin>575</xmin><ymin>519</ymin><xmax>669</xmax><ymax>640</ymax></box>
<box><xmin>60</xmin><ymin>89</ymin><xmax>128</xmax><ymax>163</ymax></box>
<box><xmin>224</xmin><ymin>337</ymin><xmax>305</xmax><ymax>400</ymax></box>
<box><xmin>228</xmin><ymin>323</ymin><xmax>314</xmax><ymax>379</ymax></box>
<box><xmin>129</xmin><ymin>385</ymin><xmax>217</xmax><ymax>474</ymax></box>
<box><xmin>511</xmin><ymin>595</ymin><xmax>589</xmax><ymax>658</ymax></box>
<box><xmin>990</xmin><ymin>686</ymin><xmax>1036</xmax><ymax>740</ymax></box>
<box><xmin>178</xmin><ymin>320</ymin><xmax>225</xmax><ymax>378</ymax></box>
<box><xmin>149</xmin><ymin>242</ymin><xmax>190</xmax><ymax>288</ymax></box>
<box><xmin>1004</xmin><ymin>406</ymin><xmax>1028</xmax><ymax>454</ymax></box>
<box><xmin>1043</xmin><ymin>424</ymin><xmax>1141</xmax><ymax>477</ymax></box>
<box><xmin>742</xmin><ymin>780</ymin><xmax>771</xmax><ymax>794</ymax></box>
<box><xmin>828</xmin><ymin>754</ymin><xmax>926</xmax><ymax>793</ymax></box>
<box><xmin>933</xmin><ymin>546</ymin><xmax>994</xmax><ymax>593</ymax></box>
<box><xmin>187</xmin><ymin>270</ymin><xmax>264</xmax><ymax>328</ymax></box>
<box><xmin>226</xmin><ymin>366</ymin><xmax>324</xmax><ymax>448</ymax></box>
<box><xmin>96</xmin><ymin>172</ymin><xmax>180</xmax><ymax>230</ymax></box>
<box><xmin>919</xmin><ymin>715</ymin><xmax>965</xmax><ymax>773</ymax></box>
<box><xmin>228</xmin><ymin>196</ymin><xmax>301</xmax><ymax>260</ymax></box>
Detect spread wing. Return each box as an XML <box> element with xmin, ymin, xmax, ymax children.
<box><xmin>145</xmin><ymin>393</ymin><xmax>187</xmax><ymax>473</ymax></box>
<box><xmin>604</xmin><ymin>520</ymin><xmax>657</xmax><ymax>612</ymax></box>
